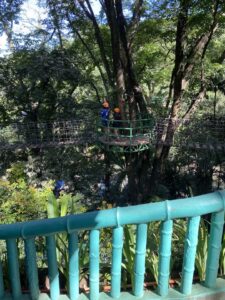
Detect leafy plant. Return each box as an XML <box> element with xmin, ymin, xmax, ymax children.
<box><xmin>122</xmin><ymin>225</ymin><xmax>136</xmax><ymax>289</ymax></box>
<box><xmin>195</xmin><ymin>220</ymin><xmax>209</xmax><ymax>281</ymax></box>
<box><xmin>146</xmin><ymin>222</ymin><xmax>161</xmax><ymax>284</ymax></box>
<box><xmin>47</xmin><ymin>190</ymin><xmax>86</xmax><ymax>288</ymax></box>
<box><xmin>122</xmin><ymin>222</ymin><xmax>161</xmax><ymax>289</ymax></box>
<box><xmin>219</xmin><ymin>232</ymin><xmax>225</xmax><ymax>275</ymax></box>
<box><xmin>0</xmin><ymin>179</ymin><xmax>47</xmax><ymax>223</ymax></box>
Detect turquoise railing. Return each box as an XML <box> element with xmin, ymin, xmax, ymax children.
<box><xmin>99</xmin><ymin>118</ymin><xmax>155</xmax><ymax>138</ymax></box>
<box><xmin>0</xmin><ymin>191</ymin><xmax>225</xmax><ymax>299</ymax></box>
<box><xmin>98</xmin><ymin>118</ymin><xmax>155</xmax><ymax>152</ymax></box>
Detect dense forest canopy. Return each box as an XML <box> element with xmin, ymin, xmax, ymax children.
<box><xmin>0</xmin><ymin>0</ymin><xmax>224</xmax><ymax>209</ymax></box>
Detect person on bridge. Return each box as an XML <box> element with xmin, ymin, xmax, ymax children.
<box><xmin>100</xmin><ymin>100</ymin><xmax>110</xmax><ymax>131</ymax></box>
<box><xmin>113</xmin><ymin>107</ymin><xmax>122</xmax><ymax>135</ymax></box>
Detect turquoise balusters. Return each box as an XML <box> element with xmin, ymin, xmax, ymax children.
<box><xmin>111</xmin><ymin>226</ymin><xmax>123</xmax><ymax>298</ymax></box>
<box><xmin>0</xmin><ymin>258</ymin><xmax>4</xmax><ymax>298</ymax></box>
<box><xmin>157</xmin><ymin>220</ymin><xmax>173</xmax><ymax>296</ymax></box>
<box><xmin>89</xmin><ymin>229</ymin><xmax>99</xmax><ymax>300</ymax></box>
<box><xmin>134</xmin><ymin>223</ymin><xmax>147</xmax><ymax>297</ymax></box>
<box><xmin>181</xmin><ymin>216</ymin><xmax>200</xmax><ymax>295</ymax></box>
<box><xmin>68</xmin><ymin>232</ymin><xmax>79</xmax><ymax>300</ymax></box>
<box><xmin>205</xmin><ymin>211</ymin><xmax>224</xmax><ymax>288</ymax></box>
<box><xmin>46</xmin><ymin>235</ymin><xmax>60</xmax><ymax>300</ymax></box>
<box><xmin>24</xmin><ymin>238</ymin><xmax>40</xmax><ymax>300</ymax></box>
<box><xmin>6</xmin><ymin>238</ymin><xmax>22</xmax><ymax>299</ymax></box>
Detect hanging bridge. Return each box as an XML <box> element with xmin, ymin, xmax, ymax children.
<box><xmin>1</xmin><ymin>190</ymin><xmax>225</xmax><ymax>299</ymax></box>
<box><xmin>0</xmin><ymin>117</ymin><xmax>224</xmax><ymax>152</ymax></box>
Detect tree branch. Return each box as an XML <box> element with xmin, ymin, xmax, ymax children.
<box><xmin>128</xmin><ymin>0</ymin><xmax>144</xmax><ymax>48</ymax></box>
<box><xmin>66</xmin><ymin>12</ymin><xmax>109</xmax><ymax>93</ymax></box>
<box><xmin>182</xmin><ymin>85</ymin><xmax>206</xmax><ymax>120</ymax></box>
<box><xmin>77</xmin><ymin>0</ymin><xmax>113</xmax><ymax>86</ymax></box>
<box><xmin>183</xmin><ymin>63</ymin><xmax>206</xmax><ymax>119</ymax></box>
<box><xmin>115</xmin><ymin>0</ymin><xmax>148</xmax><ymax>114</ymax></box>
<box><xmin>183</xmin><ymin>0</ymin><xmax>220</xmax><ymax>79</ymax></box>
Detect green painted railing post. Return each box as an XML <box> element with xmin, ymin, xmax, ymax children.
<box><xmin>24</xmin><ymin>238</ymin><xmax>40</xmax><ymax>300</ymax></box>
<box><xmin>134</xmin><ymin>223</ymin><xmax>147</xmax><ymax>297</ymax></box>
<box><xmin>0</xmin><ymin>259</ymin><xmax>4</xmax><ymax>298</ymax></box>
<box><xmin>205</xmin><ymin>211</ymin><xmax>224</xmax><ymax>288</ymax></box>
<box><xmin>89</xmin><ymin>229</ymin><xmax>99</xmax><ymax>300</ymax></box>
<box><xmin>157</xmin><ymin>220</ymin><xmax>173</xmax><ymax>296</ymax></box>
<box><xmin>46</xmin><ymin>235</ymin><xmax>60</xmax><ymax>300</ymax></box>
<box><xmin>6</xmin><ymin>239</ymin><xmax>22</xmax><ymax>299</ymax></box>
<box><xmin>181</xmin><ymin>216</ymin><xmax>200</xmax><ymax>295</ymax></box>
<box><xmin>111</xmin><ymin>226</ymin><xmax>123</xmax><ymax>298</ymax></box>
<box><xmin>68</xmin><ymin>232</ymin><xmax>79</xmax><ymax>300</ymax></box>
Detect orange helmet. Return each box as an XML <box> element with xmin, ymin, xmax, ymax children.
<box><xmin>114</xmin><ymin>107</ymin><xmax>120</xmax><ymax>113</ymax></box>
<box><xmin>103</xmin><ymin>101</ymin><xmax>109</xmax><ymax>108</ymax></box>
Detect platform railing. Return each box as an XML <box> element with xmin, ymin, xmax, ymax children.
<box><xmin>0</xmin><ymin>191</ymin><xmax>225</xmax><ymax>299</ymax></box>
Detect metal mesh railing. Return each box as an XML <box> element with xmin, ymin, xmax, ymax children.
<box><xmin>0</xmin><ymin>120</ymin><xmax>96</xmax><ymax>149</ymax></box>
<box><xmin>0</xmin><ymin>117</ymin><xmax>224</xmax><ymax>150</ymax></box>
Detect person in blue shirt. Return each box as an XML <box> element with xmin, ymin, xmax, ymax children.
<box><xmin>53</xmin><ymin>180</ymin><xmax>65</xmax><ymax>198</ymax></box>
<box><xmin>97</xmin><ymin>179</ymin><xmax>107</xmax><ymax>199</ymax></box>
<box><xmin>100</xmin><ymin>101</ymin><xmax>110</xmax><ymax>127</ymax></box>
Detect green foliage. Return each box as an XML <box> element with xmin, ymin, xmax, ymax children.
<box><xmin>47</xmin><ymin>190</ymin><xmax>86</xmax><ymax>287</ymax></box>
<box><xmin>0</xmin><ymin>0</ymin><xmax>24</xmax><ymax>38</ymax></box>
<box><xmin>0</xmin><ymin>179</ymin><xmax>48</xmax><ymax>223</ymax></box>
<box><xmin>122</xmin><ymin>222</ymin><xmax>161</xmax><ymax>288</ymax></box>
<box><xmin>47</xmin><ymin>190</ymin><xmax>85</xmax><ymax>219</ymax></box>
<box><xmin>146</xmin><ymin>222</ymin><xmax>161</xmax><ymax>283</ymax></box>
<box><xmin>0</xmin><ymin>48</ymin><xmax>82</xmax><ymax>123</ymax></box>
<box><xmin>220</xmin><ymin>233</ymin><xmax>225</xmax><ymax>276</ymax></box>
<box><xmin>6</xmin><ymin>162</ymin><xmax>27</xmax><ymax>183</ymax></box>
<box><xmin>195</xmin><ymin>220</ymin><xmax>209</xmax><ymax>281</ymax></box>
<box><xmin>122</xmin><ymin>225</ymin><xmax>136</xmax><ymax>289</ymax></box>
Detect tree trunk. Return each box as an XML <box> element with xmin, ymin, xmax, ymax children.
<box><xmin>149</xmin><ymin>0</ymin><xmax>219</xmax><ymax>193</ymax></box>
<box><xmin>125</xmin><ymin>150</ymin><xmax>150</xmax><ymax>203</ymax></box>
<box><xmin>105</xmin><ymin>0</ymin><xmax>151</xmax><ymax>202</ymax></box>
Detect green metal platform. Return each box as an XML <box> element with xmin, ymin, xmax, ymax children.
<box><xmin>98</xmin><ymin>117</ymin><xmax>155</xmax><ymax>153</ymax></box>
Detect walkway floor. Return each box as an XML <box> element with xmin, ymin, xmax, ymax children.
<box><xmin>2</xmin><ymin>278</ymin><xmax>225</xmax><ymax>299</ymax></box>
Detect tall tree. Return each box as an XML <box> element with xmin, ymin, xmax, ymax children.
<box><xmin>43</xmin><ymin>0</ymin><xmax>151</xmax><ymax>201</ymax></box>
<box><xmin>75</xmin><ymin>0</ymin><xmax>151</xmax><ymax>201</ymax></box>
<box><xmin>37</xmin><ymin>0</ymin><xmax>225</xmax><ymax>200</ymax></box>
<box><xmin>61</xmin><ymin>0</ymin><xmax>148</xmax><ymax>118</ymax></box>
<box><xmin>150</xmin><ymin>0</ymin><xmax>225</xmax><ymax>190</ymax></box>
<box><xmin>0</xmin><ymin>0</ymin><xmax>24</xmax><ymax>50</ymax></box>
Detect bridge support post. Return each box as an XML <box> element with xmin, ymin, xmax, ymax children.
<box><xmin>25</xmin><ymin>238</ymin><xmax>40</xmax><ymax>300</ymax></box>
<box><xmin>157</xmin><ymin>220</ymin><xmax>173</xmax><ymax>297</ymax></box>
<box><xmin>89</xmin><ymin>229</ymin><xmax>99</xmax><ymax>300</ymax></box>
<box><xmin>6</xmin><ymin>239</ymin><xmax>22</xmax><ymax>299</ymax></box>
<box><xmin>0</xmin><ymin>258</ymin><xmax>4</xmax><ymax>298</ymax></box>
<box><xmin>205</xmin><ymin>211</ymin><xmax>224</xmax><ymax>288</ymax></box>
<box><xmin>111</xmin><ymin>226</ymin><xmax>123</xmax><ymax>299</ymax></box>
<box><xmin>68</xmin><ymin>232</ymin><xmax>79</xmax><ymax>300</ymax></box>
<box><xmin>134</xmin><ymin>223</ymin><xmax>148</xmax><ymax>297</ymax></box>
<box><xmin>46</xmin><ymin>235</ymin><xmax>60</xmax><ymax>300</ymax></box>
<box><xmin>181</xmin><ymin>216</ymin><xmax>200</xmax><ymax>295</ymax></box>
